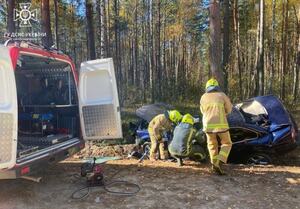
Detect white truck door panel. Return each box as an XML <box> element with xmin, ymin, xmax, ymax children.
<box><xmin>79</xmin><ymin>58</ymin><xmax>122</xmax><ymax>140</ymax></box>
<box><xmin>0</xmin><ymin>46</ymin><xmax>18</xmax><ymax>169</ymax></box>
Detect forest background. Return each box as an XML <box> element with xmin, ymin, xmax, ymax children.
<box><xmin>0</xmin><ymin>0</ymin><xmax>300</xmax><ymax>109</ymax></box>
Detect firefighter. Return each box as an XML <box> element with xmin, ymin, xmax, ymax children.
<box><xmin>200</xmin><ymin>78</ymin><xmax>233</xmax><ymax>175</ymax></box>
<box><xmin>148</xmin><ymin>110</ymin><xmax>182</xmax><ymax>161</ymax></box>
<box><xmin>169</xmin><ymin>114</ymin><xmax>206</xmax><ymax>166</ymax></box>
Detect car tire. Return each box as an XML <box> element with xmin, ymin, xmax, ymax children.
<box><xmin>246</xmin><ymin>153</ymin><xmax>272</xmax><ymax>165</ymax></box>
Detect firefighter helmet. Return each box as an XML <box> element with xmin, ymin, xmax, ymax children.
<box><xmin>205</xmin><ymin>78</ymin><xmax>219</xmax><ymax>89</ymax></box>
<box><xmin>181</xmin><ymin>114</ymin><xmax>194</xmax><ymax>125</ymax></box>
<box><xmin>168</xmin><ymin>110</ymin><xmax>182</xmax><ymax>124</ymax></box>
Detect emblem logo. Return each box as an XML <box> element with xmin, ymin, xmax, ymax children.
<box><xmin>14</xmin><ymin>3</ymin><xmax>38</xmax><ymax>27</ymax></box>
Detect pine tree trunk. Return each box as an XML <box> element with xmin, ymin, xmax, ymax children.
<box><xmin>113</xmin><ymin>0</ymin><xmax>122</xmax><ymax>104</ymax></box>
<box><xmin>233</xmin><ymin>0</ymin><xmax>243</xmax><ymax>99</ymax></box>
<box><xmin>107</xmin><ymin>0</ymin><xmax>111</xmax><ymax>57</ymax></box>
<box><xmin>209</xmin><ymin>0</ymin><xmax>224</xmax><ymax>88</ymax></box>
<box><xmin>150</xmin><ymin>0</ymin><xmax>155</xmax><ymax>102</ymax></box>
<box><xmin>86</xmin><ymin>0</ymin><xmax>96</xmax><ymax>60</ymax></box>
<box><xmin>163</xmin><ymin>9</ymin><xmax>167</xmax><ymax>100</ymax></box>
<box><xmin>134</xmin><ymin>0</ymin><xmax>139</xmax><ymax>87</ymax></box>
<box><xmin>156</xmin><ymin>0</ymin><xmax>162</xmax><ymax>99</ymax></box>
<box><xmin>293</xmin><ymin>5</ymin><xmax>300</xmax><ymax>102</ymax></box>
<box><xmin>71</xmin><ymin>4</ymin><xmax>77</xmax><ymax>65</ymax></box>
<box><xmin>142</xmin><ymin>0</ymin><xmax>147</xmax><ymax>102</ymax></box>
<box><xmin>256</xmin><ymin>0</ymin><xmax>265</xmax><ymax>96</ymax></box>
<box><xmin>7</xmin><ymin>0</ymin><xmax>15</xmax><ymax>33</ymax></box>
<box><xmin>281</xmin><ymin>0</ymin><xmax>289</xmax><ymax>100</ymax></box>
<box><xmin>96</xmin><ymin>0</ymin><xmax>103</xmax><ymax>58</ymax></box>
<box><xmin>41</xmin><ymin>0</ymin><xmax>53</xmax><ymax>48</ymax></box>
<box><xmin>62</xmin><ymin>5</ymin><xmax>67</xmax><ymax>52</ymax></box>
<box><xmin>222</xmin><ymin>0</ymin><xmax>230</xmax><ymax>93</ymax></box>
<box><xmin>253</xmin><ymin>16</ymin><xmax>260</xmax><ymax>96</ymax></box>
<box><xmin>268</xmin><ymin>0</ymin><xmax>276</xmax><ymax>94</ymax></box>
<box><xmin>54</xmin><ymin>0</ymin><xmax>59</xmax><ymax>49</ymax></box>
<box><xmin>102</xmin><ymin>0</ymin><xmax>109</xmax><ymax>57</ymax></box>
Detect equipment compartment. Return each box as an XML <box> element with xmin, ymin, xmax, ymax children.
<box><xmin>15</xmin><ymin>54</ymin><xmax>80</xmax><ymax>157</ymax></box>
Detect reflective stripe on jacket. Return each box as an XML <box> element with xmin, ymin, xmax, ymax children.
<box><xmin>148</xmin><ymin>114</ymin><xmax>173</xmax><ymax>139</ymax></box>
<box><xmin>200</xmin><ymin>92</ymin><xmax>233</xmax><ymax>133</ymax></box>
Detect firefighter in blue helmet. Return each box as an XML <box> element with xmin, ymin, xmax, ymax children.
<box><xmin>169</xmin><ymin>114</ymin><xmax>207</xmax><ymax>166</ymax></box>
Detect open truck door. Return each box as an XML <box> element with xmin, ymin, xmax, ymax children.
<box><xmin>79</xmin><ymin>58</ymin><xmax>123</xmax><ymax>140</ymax></box>
<box><xmin>0</xmin><ymin>46</ymin><xmax>18</xmax><ymax>169</ymax></box>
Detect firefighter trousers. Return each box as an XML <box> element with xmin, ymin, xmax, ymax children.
<box><xmin>149</xmin><ymin>129</ymin><xmax>168</xmax><ymax>160</ymax></box>
<box><xmin>206</xmin><ymin>131</ymin><xmax>232</xmax><ymax>165</ymax></box>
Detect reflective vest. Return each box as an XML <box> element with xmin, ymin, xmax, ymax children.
<box><xmin>148</xmin><ymin>114</ymin><xmax>173</xmax><ymax>139</ymax></box>
<box><xmin>200</xmin><ymin>92</ymin><xmax>233</xmax><ymax>133</ymax></box>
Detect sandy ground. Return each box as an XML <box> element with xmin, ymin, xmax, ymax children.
<box><xmin>0</xmin><ymin>145</ymin><xmax>300</xmax><ymax>209</ymax></box>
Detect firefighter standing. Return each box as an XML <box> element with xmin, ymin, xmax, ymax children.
<box><xmin>169</xmin><ymin>114</ymin><xmax>206</xmax><ymax>166</ymax></box>
<box><xmin>200</xmin><ymin>78</ymin><xmax>233</xmax><ymax>175</ymax></box>
<box><xmin>148</xmin><ymin>110</ymin><xmax>182</xmax><ymax>161</ymax></box>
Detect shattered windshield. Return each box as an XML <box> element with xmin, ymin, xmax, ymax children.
<box><xmin>235</xmin><ymin>100</ymin><xmax>270</xmax><ymax>127</ymax></box>
<box><xmin>237</xmin><ymin>100</ymin><xmax>268</xmax><ymax>116</ymax></box>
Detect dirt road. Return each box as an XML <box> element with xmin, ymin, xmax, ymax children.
<box><xmin>0</xmin><ymin>147</ymin><xmax>299</xmax><ymax>209</ymax></box>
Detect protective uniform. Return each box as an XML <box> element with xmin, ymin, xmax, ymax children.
<box><xmin>169</xmin><ymin>114</ymin><xmax>206</xmax><ymax>166</ymax></box>
<box><xmin>148</xmin><ymin>110</ymin><xmax>182</xmax><ymax>160</ymax></box>
<box><xmin>200</xmin><ymin>79</ymin><xmax>233</xmax><ymax>174</ymax></box>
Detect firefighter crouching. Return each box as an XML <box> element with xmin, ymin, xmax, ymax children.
<box><xmin>148</xmin><ymin>110</ymin><xmax>182</xmax><ymax>161</ymax></box>
<box><xmin>200</xmin><ymin>78</ymin><xmax>233</xmax><ymax>175</ymax></box>
<box><xmin>169</xmin><ymin>114</ymin><xmax>207</xmax><ymax>166</ymax></box>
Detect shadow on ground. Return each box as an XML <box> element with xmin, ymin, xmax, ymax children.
<box><xmin>0</xmin><ymin>158</ymin><xmax>299</xmax><ymax>209</ymax></box>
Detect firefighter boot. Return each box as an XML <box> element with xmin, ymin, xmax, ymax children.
<box><xmin>211</xmin><ymin>161</ymin><xmax>226</xmax><ymax>176</ymax></box>
<box><xmin>176</xmin><ymin>157</ymin><xmax>183</xmax><ymax>167</ymax></box>
<box><xmin>211</xmin><ymin>165</ymin><xmax>226</xmax><ymax>175</ymax></box>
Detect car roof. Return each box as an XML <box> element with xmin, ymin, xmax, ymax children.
<box><xmin>253</xmin><ymin>95</ymin><xmax>290</xmax><ymax>125</ymax></box>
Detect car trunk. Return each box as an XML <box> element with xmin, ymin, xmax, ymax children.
<box><xmin>15</xmin><ymin>54</ymin><xmax>80</xmax><ymax>161</ymax></box>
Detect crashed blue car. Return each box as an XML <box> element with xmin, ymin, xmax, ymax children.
<box><xmin>227</xmin><ymin>95</ymin><xmax>298</xmax><ymax>164</ymax></box>
<box><xmin>131</xmin><ymin>96</ymin><xmax>298</xmax><ymax>164</ymax></box>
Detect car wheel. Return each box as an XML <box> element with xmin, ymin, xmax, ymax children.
<box><xmin>246</xmin><ymin>153</ymin><xmax>272</xmax><ymax>165</ymax></box>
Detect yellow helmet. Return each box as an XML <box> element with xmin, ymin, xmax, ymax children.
<box><xmin>181</xmin><ymin>114</ymin><xmax>194</xmax><ymax>125</ymax></box>
<box><xmin>205</xmin><ymin>78</ymin><xmax>219</xmax><ymax>89</ymax></box>
<box><xmin>168</xmin><ymin>110</ymin><xmax>182</xmax><ymax>124</ymax></box>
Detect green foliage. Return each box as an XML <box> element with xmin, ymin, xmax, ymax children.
<box><xmin>1</xmin><ymin>0</ymin><xmax>299</xmax><ymax>107</ymax></box>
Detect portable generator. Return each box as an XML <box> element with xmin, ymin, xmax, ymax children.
<box><xmin>19</xmin><ymin>112</ymin><xmax>55</xmax><ymax>136</ymax></box>
<box><xmin>81</xmin><ymin>158</ymin><xmax>104</xmax><ymax>186</ymax></box>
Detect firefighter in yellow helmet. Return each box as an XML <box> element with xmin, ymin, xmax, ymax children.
<box><xmin>169</xmin><ymin>114</ymin><xmax>206</xmax><ymax>166</ymax></box>
<box><xmin>148</xmin><ymin>110</ymin><xmax>182</xmax><ymax>161</ymax></box>
<box><xmin>200</xmin><ymin>78</ymin><xmax>233</xmax><ymax>175</ymax></box>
